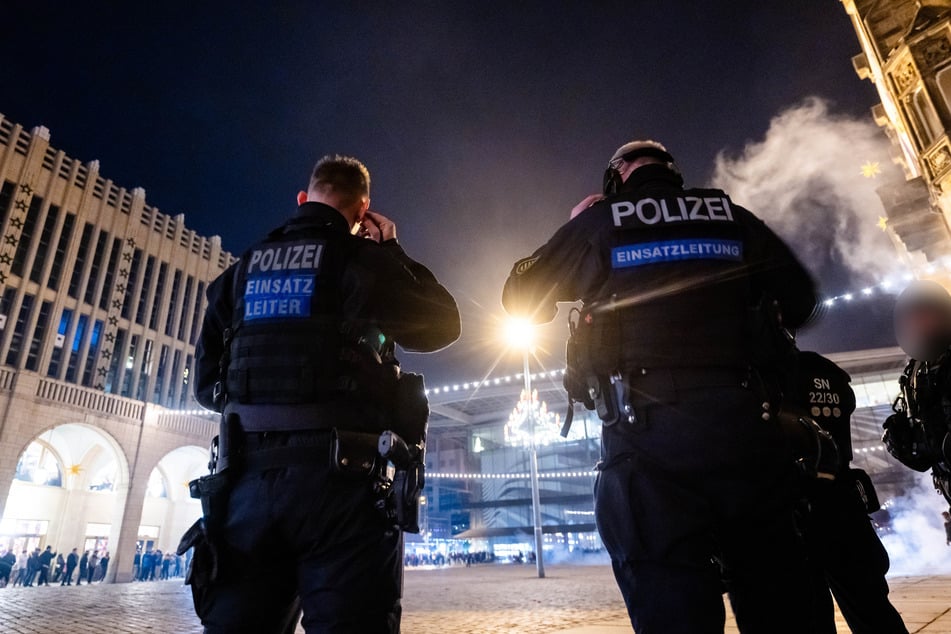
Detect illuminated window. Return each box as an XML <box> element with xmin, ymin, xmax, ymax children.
<box><xmin>14</xmin><ymin>442</ymin><xmax>63</xmax><ymax>487</ymax></box>
<box><xmin>146</xmin><ymin>469</ymin><xmax>168</xmax><ymax>499</ymax></box>
<box><xmin>88</xmin><ymin>461</ymin><xmax>118</xmax><ymax>492</ymax></box>
<box><xmin>937</xmin><ymin>66</ymin><xmax>951</xmax><ymax>122</ymax></box>
<box><xmin>907</xmin><ymin>88</ymin><xmax>943</xmax><ymax>148</ymax></box>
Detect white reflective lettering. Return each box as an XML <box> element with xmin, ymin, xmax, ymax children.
<box><xmin>612</xmin><ymin>201</ymin><xmax>635</xmax><ymax>226</ymax></box>
<box><xmin>635</xmin><ymin>198</ymin><xmax>662</xmax><ymax>225</ymax></box>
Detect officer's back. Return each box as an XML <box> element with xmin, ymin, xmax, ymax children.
<box><xmin>190</xmin><ymin>155</ymin><xmax>459</xmax><ymax>634</ymax></box>
<box><xmin>503</xmin><ymin>140</ymin><xmax>818</xmax><ymax>634</ymax></box>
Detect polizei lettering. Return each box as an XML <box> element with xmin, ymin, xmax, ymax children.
<box><xmin>611</xmin><ymin>196</ymin><xmax>734</xmax><ymax>227</ymax></box>
<box><xmin>247</xmin><ymin>241</ymin><xmax>324</xmax><ymax>274</ymax></box>
<box><xmin>611</xmin><ymin>238</ymin><xmax>744</xmax><ymax>269</ymax></box>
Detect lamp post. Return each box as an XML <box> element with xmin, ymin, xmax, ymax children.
<box><xmin>504</xmin><ymin>318</ymin><xmax>545</xmax><ymax>579</ymax></box>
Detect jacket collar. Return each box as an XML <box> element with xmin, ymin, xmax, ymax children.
<box><xmin>619</xmin><ymin>164</ymin><xmax>684</xmax><ymax>193</ymax></box>
<box><xmin>291</xmin><ymin>202</ymin><xmax>351</xmax><ymax>233</ymax></box>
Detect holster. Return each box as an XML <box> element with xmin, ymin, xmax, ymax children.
<box><xmin>331</xmin><ymin>429</ymin><xmax>380</xmax><ymax>476</ymax></box>
<box><xmin>177</xmin><ymin>517</ymin><xmax>219</xmax><ymax>588</ymax></box>
<box><xmin>378</xmin><ymin>429</ymin><xmax>425</xmax><ymax>533</ymax></box>
<box><xmin>179</xmin><ymin>414</ymin><xmax>238</xmax><ymax>589</ymax></box>
<box><xmin>589</xmin><ymin>375</ymin><xmax>620</xmax><ymax>425</ymax></box>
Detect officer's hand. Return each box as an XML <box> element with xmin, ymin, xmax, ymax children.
<box><xmin>361</xmin><ymin>211</ymin><xmax>397</xmax><ymax>243</ymax></box>
<box><xmin>570</xmin><ymin>194</ymin><xmax>605</xmax><ymax>219</ymax></box>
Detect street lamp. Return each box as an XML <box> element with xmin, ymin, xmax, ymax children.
<box><xmin>503</xmin><ymin>317</ymin><xmax>546</xmax><ymax>579</ymax></box>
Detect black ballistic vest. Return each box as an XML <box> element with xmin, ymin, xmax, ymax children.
<box><xmin>784</xmin><ymin>351</ymin><xmax>856</xmax><ymax>470</ymax></box>
<box><xmin>597</xmin><ymin>187</ymin><xmax>754</xmax><ymax>369</ymax></box>
<box><xmin>225</xmin><ymin>217</ymin><xmax>358</xmax><ymax>405</ymax></box>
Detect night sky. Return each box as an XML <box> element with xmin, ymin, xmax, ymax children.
<box><xmin>1</xmin><ymin>2</ymin><xmax>897</xmax><ymax>381</ymax></box>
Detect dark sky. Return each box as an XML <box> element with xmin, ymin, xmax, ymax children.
<box><xmin>1</xmin><ymin>1</ymin><xmax>896</xmax><ymax>381</ymax></box>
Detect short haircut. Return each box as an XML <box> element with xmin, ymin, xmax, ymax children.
<box><xmin>308</xmin><ymin>155</ymin><xmax>370</xmax><ymax>206</ymax></box>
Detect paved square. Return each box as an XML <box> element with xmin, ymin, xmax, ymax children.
<box><xmin>0</xmin><ymin>565</ymin><xmax>947</xmax><ymax>633</ymax></box>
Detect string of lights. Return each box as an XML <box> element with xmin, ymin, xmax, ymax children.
<box><xmin>428</xmin><ymin>470</ymin><xmax>596</xmax><ymax>480</ymax></box>
<box><xmin>820</xmin><ymin>272</ymin><xmax>915</xmax><ymax>307</ymax></box>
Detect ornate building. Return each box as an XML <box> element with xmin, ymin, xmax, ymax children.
<box><xmin>842</xmin><ymin>0</ymin><xmax>951</xmax><ymax>262</ymax></box>
<box><xmin>0</xmin><ymin>114</ymin><xmax>228</xmax><ymax>582</ymax></box>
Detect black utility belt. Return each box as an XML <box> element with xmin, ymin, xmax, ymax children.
<box><xmin>233</xmin><ymin>428</ymin><xmax>381</xmax><ymax>475</ymax></box>
<box><xmin>224</xmin><ymin>403</ymin><xmax>351</xmax><ymax>433</ymax></box>
<box><xmin>622</xmin><ymin>366</ymin><xmax>749</xmax><ymax>388</ymax></box>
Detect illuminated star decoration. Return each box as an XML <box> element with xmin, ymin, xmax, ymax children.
<box><xmin>877</xmin><ymin>216</ymin><xmax>889</xmax><ymax>231</ymax></box>
<box><xmin>861</xmin><ymin>161</ymin><xmax>882</xmax><ymax>178</ymax></box>
<box><xmin>68</xmin><ymin>464</ymin><xmax>82</xmax><ymax>476</ymax></box>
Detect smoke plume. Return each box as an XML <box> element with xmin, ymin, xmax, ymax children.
<box><xmin>879</xmin><ymin>473</ymin><xmax>951</xmax><ymax>576</ymax></box>
<box><xmin>710</xmin><ymin>97</ymin><xmax>901</xmax><ymax>282</ymax></box>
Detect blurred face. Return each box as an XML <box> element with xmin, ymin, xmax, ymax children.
<box><xmin>897</xmin><ymin>306</ymin><xmax>947</xmax><ymax>341</ymax></box>
<box><xmin>896</xmin><ymin>304</ymin><xmax>951</xmax><ymax>362</ymax></box>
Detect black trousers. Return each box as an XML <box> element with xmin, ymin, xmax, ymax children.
<box><xmin>595</xmin><ymin>383</ymin><xmax>816</xmax><ymax>634</ymax></box>
<box><xmin>802</xmin><ymin>478</ymin><xmax>908</xmax><ymax>634</ymax></box>
<box><xmin>194</xmin><ymin>431</ymin><xmax>403</xmax><ymax>634</ymax></box>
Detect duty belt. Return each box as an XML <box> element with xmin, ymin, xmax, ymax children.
<box><xmin>218</xmin><ymin>429</ymin><xmax>335</xmax><ymax>474</ymax></box>
<box><xmin>224</xmin><ymin>402</ymin><xmax>354</xmax><ymax>432</ymax></box>
<box><xmin>628</xmin><ymin>366</ymin><xmax>749</xmax><ymax>389</ymax></box>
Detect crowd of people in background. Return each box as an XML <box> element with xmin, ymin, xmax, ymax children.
<box><xmin>404</xmin><ymin>550</ymin><xmax>495</xmax><ymax>568</ymax></box>
<box><xmin>132</xmin><ymin>548</ymin><xmax>185</xmax><ymax>581</ymax></box>
<box><xmin>0</xmin><ymin>546</ymin><xmax>110</xmax><ymax>587</ymax></box>
<box><xmin>0</xmin><ymin>544</ymin><xmax>189</xmax><ymax>588</ymax></box>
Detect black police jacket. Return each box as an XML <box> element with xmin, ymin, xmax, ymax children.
<box><xmin>502</xmin><ymin>164</ymin><xmax>817</xmax><ymax>369</ymax></box>
<box><xmin>195</xmin><ymin>202</ymin><xmax>460</xmax><ymax>412</ymax></box>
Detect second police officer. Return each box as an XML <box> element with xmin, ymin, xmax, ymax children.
<box><xmin>187</xmin><ymin>155</ymin><xmax>460</xmax><ymax>633</ymax></box>
<box><xmin>780</xmin><ymin>350</ymin><xmax>907</xmax><ymax>633</ymax></box>
<box><xmin>886</xmin><ymin>279</ymin><xmax>951</xmax><ymax>511</ymax></box>
<box><xmin>503</xmin><ymin>140</ymin><xmax>819</xmax><ymax>633</ymax></box>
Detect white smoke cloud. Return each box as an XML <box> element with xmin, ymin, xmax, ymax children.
<box><xmin>880</xmin><ymin>472</ymin><xmax>951</xmax><ymax>576</ymax></box>
<box><xmin>710</xmin><ymin>97</ymin><xmax>902</xmax><ymax>280</ymax></box>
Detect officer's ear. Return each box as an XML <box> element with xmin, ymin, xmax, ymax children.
<box><xmin>297</xmin><ymin>191</ymin><xmax>308</xmax><ymax>206</ymax></box>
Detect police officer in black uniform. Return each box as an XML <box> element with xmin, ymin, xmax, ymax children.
<box><xmin>781</xmin><ymin>350</ymin><xmax>907</xmax><ymax>634</ymax></box>
<box><xmin>189</xmin><ymin>155</ymin><xmax>460</xmax><ymax>633</ymax></box>
<box><xmin>502</xmin><ymin>140</ymin><xmax>818</xmax><ymax>633</ymax></box>
<box><xmin>886</xmin><ymin>280</ymin><xmax>951</xmax><ymax>510</ymax></box>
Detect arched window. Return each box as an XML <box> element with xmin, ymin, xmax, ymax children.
<box><xmin>146</xmin><ymin>469</ymin><xmax>168</xmax><ymax>498</ymax></box>
<box><xmin>14</xmin><ymin>442</ymin><xmax>63</xmax><ymax>487</ymax></box>
<box><xmin>909</xmin><ymin>87</ymin><xmax>943</xmax><ymax>148</ymax></box>
<box><xmin>936</xmin><ymin>65</ymin><xmax>951</xmax><ymax>118</ymax></box>
<box><xmin>88</xmin><ymin>461</ymin><xmax>118</xmax><ymax>491</ymax></box>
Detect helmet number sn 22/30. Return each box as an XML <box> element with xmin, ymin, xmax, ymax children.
<box><xmin>809</xmin><ymin>391</ymin><xmax>841</xmax><ymax>405</ymax></box>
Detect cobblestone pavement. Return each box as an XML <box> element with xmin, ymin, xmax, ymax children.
<box><xmin>0</xmin><ymin>565</ymin><xmax>948</xmax><ymax>633</ymax></box>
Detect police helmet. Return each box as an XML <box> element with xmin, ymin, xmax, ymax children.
<box><xmin>609</xmin><ymin>140</ymin><xmax>675</xmax><ymax>170</ymax></box>
<box><xmin>603</xmin><ymin>140</ymin><xmax>677</xmax><ymax>195</ymax></box>
<box><xmin>894</xmin><ymin>279</ymin><xmax>951</xmax><ymax>362</ymax></box>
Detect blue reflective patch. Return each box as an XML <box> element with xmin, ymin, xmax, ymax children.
<box><xmin>611</xmin><ymin>238</ymin><xmax>743</xmax><ymax>269</ymax></box>
<box><xmin>243</xmin><ymin>273</ymin><xmax>315</xmax><ymax>320</ymax></box>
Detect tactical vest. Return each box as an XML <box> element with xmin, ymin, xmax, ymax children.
<box><xmin>224</xmin><ymin>217</ymin><xmax>360</xmax><ymax>405</ymax></box>
<box><xmin>783</xmin><ymin>351</ymin><xmax>856</xmax><ymax>469</ymax></box>
<box><xmin>596</xmin><ymin>187</ymin><xmax>755</xmax><ymax>369</ymax></box>
<box><xmin>903</xmin><ymin>358</ymin><xmax>951</xmax><ymax>454</ymax></box>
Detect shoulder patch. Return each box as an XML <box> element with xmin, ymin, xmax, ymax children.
<box><xmin>514</xmin><ymin>256</ymin><xmax>539</xmax><ymax>276</ymax></box>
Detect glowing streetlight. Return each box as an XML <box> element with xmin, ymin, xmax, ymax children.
<box><xmin>504</xmin><ymin>317</ymin><xmax>536</xmax><ymax>350</ymax></box>
<box><xmin>502</xmin><ymin>317</ymin><xmax>545</xmax><ymax>579</ymax></box>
